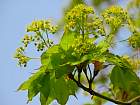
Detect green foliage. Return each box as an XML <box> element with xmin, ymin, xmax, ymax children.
<box><xmin>110</xmin><ymin>66</ymin><xmax>140</xmax><ymax>99</ymax></box>
<box><xmin>60</xmin><ymin>31</ymin><xmax>77</xmax><ymax>51</ymax></box>
<box><xmin>17</xmin><ymin>66</ymin><xmax>49</xmax><ymax>102</ymax></box>
<box><xmin>108</xmin><ymin>54</ymin><xmax>140</xmax><ymax>101</ymax></box>
<box><xmin>15</xmin><ymin>3</ymin><xmax>140</xmax><ymax>105</ymax></box>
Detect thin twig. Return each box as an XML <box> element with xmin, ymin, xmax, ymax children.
<box><xmin>78</xmin><ymin>70</ymin><xmax>81</xmax><ymax>83</ymax></box>
<box><xmin>30</xmin><ymin>57</ymin><xmax>40</xmax><ymax>60</ymax></box>
<box><xmin>88</xmin><ymin>64</ymin><xmax>92</xmax><ymax>80</ymax></box>
<box><xmin>45</xmin><ymin>30</ymin><xmax>51</xmax><ymax>47</ymax></box>
<box><xmin>73</xmin><ymin>68</ymin><xmax>77</xmax><ymax>76</ymax></box>
<box><xmin>38</xmin><ymin>31</ymin><xmax>48</xmax><ymax>47</ymax></box>
<box><xmin>83</xmin><ymin>68</ymin><xmax>90</xmax><ymax>83</ymax></box>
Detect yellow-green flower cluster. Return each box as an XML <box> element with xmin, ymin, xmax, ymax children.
<box><xmin>21</xmin><ymin>33</ymin><xmax>46</xmax><ymax>52</ymax></box>
<box><xmin>128</xmin><ymin>32</ymin><xmax>140</xmax><ymax>48</ymax></box>
<box><xmin>14</xmin><ymin>47</ymin><xmax>30</xmax><ymax>67</ymax></box>
<box><xmin>72</xmin><ymin>36</ymin><xmax>95</xmax><ymax>56</ymax></box>
<box><xmin>14</xmin><ymin>19</ymin><xmax>56</xmax><ymax>67</ymax></box>
<box><xmin>22</xmin><ymin>19</ymin><xmax>56</xmax><ymax>52</ymax></box>
<box><xmin>102</xmin><ymin>6</ymin><xmax>128</xmax><ymax>29</ymax></box>
<box><xmin>85</xmin><ymin>17</ymin><xmax>105</xmax><ymax>36</ymax></box>
<box><xmin>22</xmin><ymin>34</ymin><xmax>33</xmax><ymax>47</ymax></box>
<box><xmin>65</xmin><ymin>4</ymin><xmax>105</xmax><ymax>37</ymax></box>
<box><xmin>35</xmin><ymin>41</ymin><xmax>45</xmax><ymax>51</ymax></box>
<box><xmin>65</xmin><ymin>4</ymin><xmax>94</xmax><ymax>30</ymax></box>
<box><xmin>27</xmin><ymin>20</ymin><xmax>57</xmax><ymax>34</ymax></box>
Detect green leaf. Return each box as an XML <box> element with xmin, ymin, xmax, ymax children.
<box><xmin>28</xmin><ymin>79</ymin><xmax>40</xmax><ymax>101</ymax></box>
<box><xmin>66</xmin><ymin>80</ymin><xmax>77</xmax><ymax>95</ymax></box>
<box><xmin>54</xmin><ymin>77</ymin><xmax>77</xmax><ymax>105</ymax></box>
<box><xmin>55</xmin><ymin>64</ymin><xmax>74</xmax><ymax>79</ymax></box>
<box><xmin>46</xmin><ymin>76</ymin><xmax>77</xmax><ymax>105</ymax></box>
<box><xmin>17</xmin><ymin>66</ymin><xmax>51</xmax><ymax>103</ymax></box>
<box><xmin>39</xmin><ymin>73</ymin><xmax>50</xmax><ymax>105</ymax></box>
<box><xmin>110</xmin><ymin>66</ymin><xmax>140</xmax><ymax>97</ymax></box>
<box><xmin>65</xmin><ymin>48</ymin><xmax>107</xmax><ymax>66</ymax></box>
<box><xmin>41</xmin><ymin>45</ymin><xmax>72</xmax><ymax>78</ymax></box>
<box><xmin>41</xmin><ymin>45</ymin><xmax>60</xmax><ymax>66</ymax></box>
<box><xmin>54</xmin><ymin>77</ymin><xmax>69</xmax><ymax>105</ymax></box>
<box><xmin>28</xmin><ymin>73</ymin><xmax>49</xmax><ymax>102</ymax></box>
<box><xmin>60</xmin><ymin>31</ymin><xmax>76</xmax><ymax>51</ymax></box>
<box><xmin>97</xmin><ymin>41</ymin><xmax>110</xmax><ymax>53</ymax></box>
<box><xmin>40</xmin><ymin>93</ymin><xmax>47</xmax><ymax>105</ymax></box>
<box><xmin>17</xmin><ymin>66</ymin><xmax>47</xmax><ymax>91</ymax></box>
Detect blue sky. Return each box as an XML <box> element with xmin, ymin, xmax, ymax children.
<box><xmin>0</xmin><ymin>0</ymin><xmax>130</xmax><ymax>105</ymax></box>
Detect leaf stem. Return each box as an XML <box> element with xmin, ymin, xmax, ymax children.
<box><xmin>45</xmin><ymin>30</ymin><xmax>51</xmax><ymax>47</ymax></box>
<box><xmin>38</xmin><ymin>31</ymin><xmax>48</xmax><ymax>47</ymax></box>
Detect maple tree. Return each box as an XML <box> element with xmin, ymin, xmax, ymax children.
<box><xmin>14</xmin><ymin>1</ymin><xmax>140</xmax><ymax>105</ymax></box>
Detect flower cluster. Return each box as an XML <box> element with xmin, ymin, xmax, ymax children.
<box><xmin>22</xmin><ymin>34</ymin><xmax>33</xmax><ymax>47</ymax></box>
<box><xmin>27</xmin><ymin>20</ymin><xmax>57</xmax><ymax>34</ymax></box>
<box><xmin>65</xmin><ymin>4</ymin><xmax>94</xmax><ymax>22</ymax></box>
<box><xmin>85</xmin><ymin>16</ymin><xmax>105</xmax><ymax>36</ymax></box>
<box><xmin>26</xmin><ymin>20</ymin><xmax>57</xmax><ymax>51</ymax></box>
<box><xmin>32</xmin><ymin>32</ymin><xmax>46</xmax><ymax>51</ymax></box>
<box><xmin>72</xmin><ymin>36</ymin><xmax>95</xmax><ymax>57</ymax></box>
<box><xmin>14</xmin><ymin>19</ymin><xmax>56</xmax><ymax>67</ymax></box>
<box><xmin>14</xmin><ymin>47</ymin><xmax>30</xmax><ymax>67</ymax></box>
<box><xmin>128</xmin><ymin>32</ymin><xmax>140</xmax><ymax>49</ymax></box>
<box><xmin>102</xmin><ymin>6</ymin><xmax>128</xmax><ymax>29</ymax></box>
<box><xmin>65</xmin><ymin>4</ymin><xmax>105</xmax><ymax>37</ymax></box>
<box><xmin>65</xmin><ymin>4</ymin><xmax>94</xmax><ymax>31</ymax></box>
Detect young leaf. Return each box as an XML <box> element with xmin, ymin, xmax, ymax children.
<box><xmin>55</xmin><ymin>64</ymin><xmax>75</xmax><ymax>79</ymax></box>
<box><xmin>110</xmin><ymin>66</ymin><xmax>140</xmax><ymax>98</ymax></box>
<box><xmin>60</xmin><ymin>31</ymin><xmax>77</xmax><ymax>51</ymax></box>
<box><xmin>28</xmin><ymin>73</ymin><xmax>50</xmax><ymax>102</ymax></box>
<box><xmin>54</xmin><ymin>77</ymin><xmax>69</xmax><ymax>105</ymax></box>
<box><xmin>28</xmin><ymin>79</ymin><xmax>40</xmax><ymax>101</ymax></box>
<box><xmin>47</xmin><ymin>76</ymin><xmax>78</xmax><ymax>105</ymax></box>
<box><xmin>39</xmin><ymin>73</ymin><xmax>51</xmax><ymax>105</ymax></box>
<box><xmin>41</xmin><ymin>45</ymin><xmax>60</xmax><ymax>66</ymax></box>
<box><xmin>41</xmin><ymin>45</ymin><xmax>72</xmax><ymax>78</ymax></box>
<box><xmin>17</xmin><ymin>66</ymin><xmax>47</xmax><ymax>91</ymax></box>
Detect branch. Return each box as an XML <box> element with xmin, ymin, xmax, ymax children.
<box><xmin>88</xmin><ymin>64</ymin><xmax>92</xmax><ymax>80</ymax></box>
<box><xmin>83</xmin><ymin>68</ymin><xmax>90</xmax><ymax>83</ymax></box>
<box><xmin>77</xmin><ymin>68</ymin><xmax>81</xmax><ymax>83</ymax></box>
<box><xmin>69</xmin><ymin>73</ymin><xmax>140</xmax><ymax>105</ymax></box>
<box><xmin>87</xmin><ymin>64</ymin><xmax>94</xmax><ymax>89</ymax></box>
<box><xmin>127</xmin><ymin>96</ymin><xmax>140</xmax><ymax>104</ymax></box>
